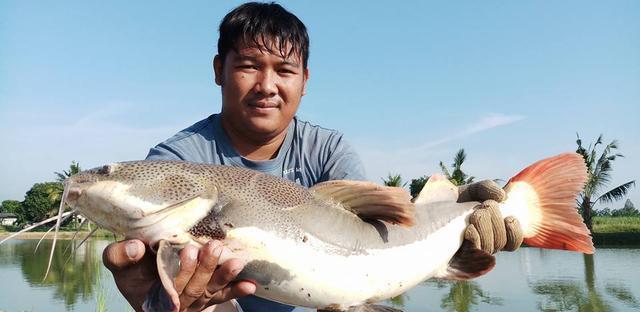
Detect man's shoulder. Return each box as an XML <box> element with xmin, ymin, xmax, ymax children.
<box><xmin>146</xmin><ymin>114</ymin><xmax>219</xmax><ymax>161</ymax></box>
<box><xmin>293</xmin><ymin>117</ymin><xmax>344</xmax><ymax>142</ymax></box>
<box><xmin>162</xmin><ymin>115</ymin><xmax>215</xmax><ymax>146</ymax></box>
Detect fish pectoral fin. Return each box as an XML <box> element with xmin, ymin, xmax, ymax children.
<box><xmin>144</xmin><ymin>239</ymin><xmax>181</xmax><ymax>312</ymax></box>
<box><xmin>310</xmin><ymin>180</ymin><xmax>416</xmax><ymax>227</ymax></box>
<box><xmin>434</xmin><ymin>240</ymin><xmax>496</xmax><ymax>280</ymax></box>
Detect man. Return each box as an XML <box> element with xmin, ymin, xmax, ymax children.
<box><xmin>102</xmin><ymin>3</ymin><xmax>522</xmax><ymax>312</ymax></box>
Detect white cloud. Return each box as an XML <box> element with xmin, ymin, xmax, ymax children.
<box><xmin>355</xmin><ymin>113</ymin><xmax>526</xmax><ymax>183</ymax></box>
<box><xmin>399</xmin><ymin>113</ymin><xmax>526</xmax><ymax>154</ymax></box>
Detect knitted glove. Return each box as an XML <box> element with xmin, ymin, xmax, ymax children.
<box><xmin>458</xmin><ymin>180</ymin><xmax>524</xmax><ymax>254</ymax></box>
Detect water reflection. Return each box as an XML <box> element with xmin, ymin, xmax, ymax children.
<box><xmin>1</xmin><ymin>240</ymin><xmax>639</xmax><ymax>311</ymax></box>
<box><xmin>387</xmin><ymin>280</ymin><xmax>503</xmax><ymax>311</ymax></box>
<box><xmin>531</xmin><ymin>254</ymin><xmax>639</xmax><ymax>311</ymax></box>
<box><xmin>428</xmin><ymin>280</ymin><xmax>502</xmax><ymax>311</ymax></box>
<box><xmin>1</xmin><ymin>239</ymin><xmax>101</xmax><ymax>310</ymax></box>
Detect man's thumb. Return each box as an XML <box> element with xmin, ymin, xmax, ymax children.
<box><xmin>103</xmin><ymin>239</ymin><xmax>146</xmax><ymax>272</ymax></box>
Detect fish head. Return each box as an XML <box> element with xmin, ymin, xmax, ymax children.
<box><xmin>64</xmin><ymin>161</ymin><xmax>217</xmax><ymax>245</ymax></box>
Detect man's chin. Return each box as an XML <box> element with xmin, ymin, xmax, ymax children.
<box><xmin>244</xmin><ymin>120</ymin><xmax>284</xmax><ymax>136</ymax></box>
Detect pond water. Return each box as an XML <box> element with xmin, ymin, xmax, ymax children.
<box><xmin>0</xmin><ymin>239</ymin><xmax>638</xmax><ymax>311</ymax></box>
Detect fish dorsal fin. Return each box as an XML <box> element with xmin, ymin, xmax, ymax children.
<box><xmin>434</xmin><ymin>241</ymin><xmax>496</xmax><ymax>280</ymax></box>
<box><xmin>413</xmin><ymin>174</ymin><xmax>459</xmax><ymax>205</ymax></box>
<box><xmin>310</xmin><ymin>180</ymin><xmax>416</xmax><ymax>227</ymax></box>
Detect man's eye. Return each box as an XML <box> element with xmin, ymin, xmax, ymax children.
<box><xmin>279</xmin><ymin>68</ymin><xmax>296</xmax><ymax>75</ymax></box>
<box><xmin>238</xmin><ymin>65</ymin><xmax>257</xmax><ymax>70</ymax></box>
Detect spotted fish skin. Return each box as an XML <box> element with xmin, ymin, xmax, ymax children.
<box><xmin>63</xmin><ymin>154</ymin><xmax>593</xmax><ymax>310</ymax></box>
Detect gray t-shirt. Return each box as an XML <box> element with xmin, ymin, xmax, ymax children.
<box><xmin>145</xmin><ymin>113</ymin><xmax>366</xmax><ymax>312</ymax></box>
<box><xmin>146</xmin><ymin>114</ymin><xmax>365</xmax><ymax>187</ymax></box>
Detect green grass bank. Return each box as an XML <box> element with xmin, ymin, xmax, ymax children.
<box><xmin>592</xmin><ymin>216</ymin><xmax>640</xmax><ymax>246</ymax></box>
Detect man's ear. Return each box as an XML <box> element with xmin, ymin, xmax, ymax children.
<box><xmin>302</xmin><ymin>68</ymin><xmax>310</xmax><ymax>96</ymax></box>
<box><xmin>213</xmin><ymin>55</ymin><xmax>223</xmax><ymax>86</ymax></box>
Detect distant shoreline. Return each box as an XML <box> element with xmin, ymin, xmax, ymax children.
<box><xmin>0</xmin><ymin>230</ymin><xmax>116</xmax><ymax>240</ymax></box>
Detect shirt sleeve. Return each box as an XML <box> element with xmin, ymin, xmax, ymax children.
<box><xmin>319</xmin><ymin>135</ymin><xmax>367</xmax><ymax>182</ymax></box>
<box><xmin>145</xmin><ymin>144</ymin><xmax>183</xmax><ymax>161</ymax></box>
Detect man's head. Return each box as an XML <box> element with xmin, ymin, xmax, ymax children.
<box><xmin>214</xmin><ymin>2</ymin><xmax>310</xmax><ymax>143</ymax></box>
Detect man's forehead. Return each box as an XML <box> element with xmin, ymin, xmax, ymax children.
<box><xmin>232</xmin><ymin>39</ymin><xmax>302</xmax><ymax>65</ymax></box>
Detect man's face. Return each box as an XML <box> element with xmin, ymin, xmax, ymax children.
<box><xmin>214</xmin><ymin>40</ymin><xmax>309</xmax><ymax>140</ymax></box>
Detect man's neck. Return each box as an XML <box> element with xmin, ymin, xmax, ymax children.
<box><xmin>220</xmin><ymin>116</ymin><xmax>288</xmax><ymax>161</ymax></box>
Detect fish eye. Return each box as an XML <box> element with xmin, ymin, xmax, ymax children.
<box><xmin>97</xmin><ymin>164</ymin><xmax>115</xmax><ymax>175</ymax></box>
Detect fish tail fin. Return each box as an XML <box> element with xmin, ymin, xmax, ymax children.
<box><xmin>501</xmin><ymin>152</ymin><xmax>594</xmax><ymax>254</ymax></box>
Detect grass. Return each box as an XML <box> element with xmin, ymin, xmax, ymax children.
<box><xmin>592</xmin><ymin>216</ymin><xmax>640</xmax><ymax>233</ymax></box>
<box><xmin>0</xmin><ymin>224</ymin><xmax>119</xmax><ymax>239</ymax></box>
<box><xmin>592</xmin><ymin>216</ymin><xmax>640</xmax><ymax>246</ymax></box>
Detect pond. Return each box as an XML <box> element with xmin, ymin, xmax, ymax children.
<box><xmin>0</xmin><ymin>239</ymin><xmax>638</xmax><ymax>311</ymax></box>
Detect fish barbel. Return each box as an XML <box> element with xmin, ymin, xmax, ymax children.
<box><xmin>57</xmin><ymin>153</ymin><xmax>593</xmax><ymax>311</ymax></box>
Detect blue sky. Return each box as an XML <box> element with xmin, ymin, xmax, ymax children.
<box><xmin>1</xmin><ymin>1</ymin><xmax>638</xmax><ymax>209</ymax></box>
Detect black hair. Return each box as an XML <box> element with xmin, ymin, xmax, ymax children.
<box><xmin>218</xmin><ymin>2</ymin><xmax>310</xmax><ymax>68</ymax></box>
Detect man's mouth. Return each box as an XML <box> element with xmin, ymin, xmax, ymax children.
<box><xmin>248</xmin><ymin>101</ymin><xmax>279</xmax><ymax>111</ymax></box>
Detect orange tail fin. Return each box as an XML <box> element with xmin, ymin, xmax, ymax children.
<box><xmin>501</xmin><ymin>152</ymin><xmax>594</xmax><ymax>254</ymax></box>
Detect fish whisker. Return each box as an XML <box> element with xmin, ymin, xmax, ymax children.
<box><xmin>44</xmin><ymin>187</ymin><xmax>70</xmax><ymax>281</ymax></box>
<box><xmin>34</xmin><ymin>225</ymin><xmax>55</xmax><ymax>254</ymax></box>
<box><xmin>75</xmin><ymin>226</ymin><xmax>98</xmax><ymax>251</ymax></box>
<box><xmin>62</xmin><ymin>218</ymin><xmax>88</xmax><ymax>257</ymax></box>
<box><xmin>0</xmin><ymin>209</ymin><xmax>77</xmax><ymax>245</ymax></box>
<box><xmin>35</xmin><ymin>212</ymin><xmax>75</xmax><ymax>254</ymax></box>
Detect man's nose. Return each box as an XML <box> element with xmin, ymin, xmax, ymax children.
<box><xmin>255</xmin><ymin>69</ymin><xmax>278</xmax><ymax>96</ymax></box>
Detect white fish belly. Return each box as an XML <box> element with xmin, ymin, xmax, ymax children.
<box><xmin>224</xmin><ymin>213</ymin><xmax>470</xmax><ymax>309</ymax></box>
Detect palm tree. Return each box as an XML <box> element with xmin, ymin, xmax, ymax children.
<box><xmin>47</xmin><ymin>161</ymin><xmax>83</xmax><ymax>224</ymax></box>
<box><xmin>440</xmin><ymin>149</ymin><xmax>475</xmax><ymax>186</ymax></box>
<box><xmin>382</xmin><ymin>174</ymin><xmax>406</xmax><ymax>187</ymax></box>
<box><xmin>575</xmin><ymin>134</ymin><xmax>635</xmax><ymax>231</ymax></box>
<box><xmin>55</xmin><ymin>161</ymin><xmax>82</xmax><ymax>182</ymax></box>
<box><xmin>49</xmin><ymin>161</ymin><xmax>83</xmax><ymax>204</ymax></box>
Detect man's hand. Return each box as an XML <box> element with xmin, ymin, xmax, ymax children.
<box><xmin>103</xmin><ymin>239</ymin><xmax>256</xmax><ymax>312</ymax></box>
<box><xmin>457</xmin><ymin>180</ymin><xmax>524</xmax><ymax>254</ymax></box>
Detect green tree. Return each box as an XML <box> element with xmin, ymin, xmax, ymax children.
<box><xmin>19</xmin><ymin>182</ymin><xmax>62</xmax><ymax>224</ymax></box>
<box><xmin>1</xmin><ymin>199</ymin><xmax>22</xmax><ymax>213</ymax></box>
<box><xmin>594</xmin><ymin>207</ymin><xmax>612</xmax><ymax>217</ymax></box>
<box><xmin>409</xmin><ymin>176</ymin><xmax>429</xmax><ymax>199</ymax></box>
<box><xmin>54</xmin><ymin>160</ymin><xmax>82</xmax><ymax>182</ymax></box>
<box><xmin>50</xmin><ymin>161</ymin><xmax>82</xmax><ymax>207</ymax></box>
<box><xmin>575</xmin><ymin>134</ymin><xmax>635</xmax><ymax>230</ymax></box>
<box><xmin>611</xmin><ymin>199</ymin><xmax>639</xmax><ymax>217</ymax></box>
<box><xmin>440</xmin><ymin>149</ymin><xmax>475</xmax><ymax>186</ymax></box>
<box><xmin>382</xmin><ymin>173</ymin><xmax>406</xmax><ymax>187</ymax></box>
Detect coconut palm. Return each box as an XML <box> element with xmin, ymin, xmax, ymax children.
<box><xmin>49</xmin><ymin>161</ymin><xmax>83</xmax><ymax>204</ymax></box>
<box><xmin>575</xmin><ymin>134</ymin><xmax>635</xmax><ymax>231</ymax></box>
<box><xmin>55</xmin><ymin>161</ymin><xmax>82</xmax><ymax>182</ymax></box>
<box><xmin>440</xmin><ymin>149</ymin><xmax>475</xmax><ymax>186</ymax></box>
<box><xmin>45</xmin><ymin>161</ymin><xmax>83</xmax><ymax>225</ymax></box>
<box><xmin>382</xmin><ymin>174</ymin><xmax>406</xmax><ymax>187</ymax></box>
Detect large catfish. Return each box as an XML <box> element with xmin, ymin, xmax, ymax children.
<box><xmin>3</xmin><ymin>153</ymin><xmax>594</xmax><ymax>311</ymax></box>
